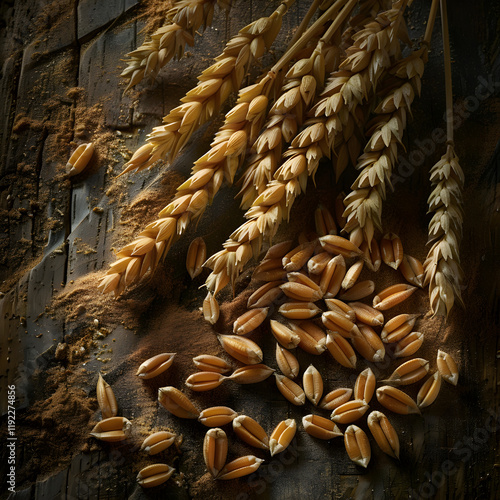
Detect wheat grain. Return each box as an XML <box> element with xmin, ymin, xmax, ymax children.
<box><xmin>384</xmin><ymin>358</ymin><xmax>429</xmax><ymax>385</ymax></box>
<box><xmin>417</xmin><ymin>371</ymin><xmax>442</xmax><ymax>409</ymax></box>
<box><xmin>233</xmin><ymin>415</ymin><xmax>269</xmax><ymax>450</ymax></box>
<box><xmin>269</xmin><ymin>418</ymin><xmax>297</xmax><ymax>456</ymax></box>
<box><xmin>303</xmin><ymin>414</ymin><xmax>342</xmax><ymax>440</ymax></box>
<box><xmin>90</xmin><ymin>416</ymin><xmax>132</xmax><ymax>442</ymax></box>
<box><xmin>275</xmin><ymin>343</ymin><xmax>300</xmax><ymax>379</ymax></box>
<box><xmin>367</xmin><ymin>411</ymin><xmax>399</xmax><ymax>459</ymax></box>
<box><xmin>275</xmin><ymin>373</ymin><xmax>306</xmax><ymax>405</ymax></box>
<box><xmin>319</xmin><ymin>387</ymin><xmax>353</xmax><ymax>410</ymax></box>
<box><xmin>137</xmin><ymin>464</ymin><xmax>175</xmax><ymax>488</ymax></box>
<box><xmin>185</xmin><ymin>371</ymin><xmax>225</xmax><ymax>391</ymax></box>
<box><xmin>141</xmin><ymin>431</ymin><xmax>176</xmax><ymax>455</ymax></box>
<box><xmin>199</xmin><ymin>406</ymin><xmax>238</xmax><ymax>427</ymax></box>
<box><xmin>96</xmin><ymin>373</ymin><xmax>118</xmax><ymax>419</ymax></box>
<box><xmin>303</xmin><ymin>364</ymin><xmax>324</xmax><ymax>405</ymax></box>
<box><xmin>217</xmin><ymin>456</ymin><xmax>264</xmax><ymax>480</ymax></box>
<box><xmin>233</xmin><ymin>307</ymin><xmax>269</xmax><ymax>335</ymax></box>
<box><xmin>193</xmin><ymin>354</ymin><xmax>232</xmax><ymax>373</ymax></box>
<box><xmin>344</xmin><ymin>425</ymin><xmax>371</xmax><ymax>468</ymax></box>
<box><xmin>136</xmin><ymin>352</ymin><xmax>176</xmax><ymax>379</ymax></box>
<box><xmin>158</xmin><ymin>386</ymin><xmax>200</xmax><ymax>418</ymax></box>
<box><xmin>227</xmin><ymin>364</ymin><xmax>275</xmax><ymax>384</ymax></box>
<box><xmin>436</xmin><ymin>349</ymin><xmax>458</xmax><ymax>385</ymax></box>
<box><xmin>203</xmin><ymin>427</ymin><xmax>228</xmax><ymax>478</ymax></box>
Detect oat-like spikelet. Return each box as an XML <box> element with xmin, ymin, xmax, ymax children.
<box><xmin>121</xmin><ymin>2</ymin><xmax>292</xmax><ymax>173</ymax></box>
<box><xmin>121</xmin><ymin>1</ymin><xmax>235</xmax><ymax>92</ymax></box>
<box><xmin>423</xmin><ymin>144</ymin><xmax>464</xmax><ymax>317</ymax></box>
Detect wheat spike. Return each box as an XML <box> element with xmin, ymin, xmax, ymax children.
<box><xmin>121</xmin><ymin>0</ymin><xmax>293</xmax><ymax>174</ymax></box>
<box><xmin>121</xmin><ymin>1</ymin><xmax>234</xmax><ymax>92</ymax></box>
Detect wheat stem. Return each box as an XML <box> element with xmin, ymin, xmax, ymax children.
<box><xmin>440</xmin><ymin>0</ymin><xmax>453</xmax><ymax>143</ymax></box>
<box><xmin>423</xmin><ymin>0</ymin><xmax>440</xmax><ymax>46</ymax></box>
<box><xmin>286</xmin><ymin>0</ymin><xmax>324</xmax><ymax>50</ymax></box>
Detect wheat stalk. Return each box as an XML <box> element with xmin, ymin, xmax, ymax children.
<box><xmin>423</xmin><ymin>0</ymin><xmax>464</xmax><ymax>317</ymax></box>
<box><xmin>204</xmin><ymin>0</ymin><xmax>406</xmax><ymax>294</ymax></box>
<box><xmin>121</xmin><ymin>0</ymin><xmax>234</xmax><ymax>93</ymax></box>
<box><xmin>120</xmin><ymin>0</ymin><xmax>295</xmax><ymax>175</ymax></box>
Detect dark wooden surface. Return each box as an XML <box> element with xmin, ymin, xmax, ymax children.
<box><xmin>0</xmin><ymin>0</ymin><xmax>499</xmax><ymax>499</ymax></box>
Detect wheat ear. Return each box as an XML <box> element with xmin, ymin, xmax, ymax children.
<box><xmin>121</xmin><ymin>0</ymin><xmax>294</xmax><ymax>175</ymax></box>
<box><xmin>204</xmin><ymin>0</ymin><xmax>407</xmax><ymax>294</ymax></box>
<box><xmin>121</xmin><ymin>0</ymin><xmax>234</xmax><ymax>93</ymax></box>
<box><xmin>423</xmin><ymin>0</ymin><xmax>464</xmax><ymax>317</ymax></box>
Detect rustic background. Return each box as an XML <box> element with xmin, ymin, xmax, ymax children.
<box><xmin>0</xmin><ymin>0</ymin><xmax>499</xmax><ymax>499</ymax></box>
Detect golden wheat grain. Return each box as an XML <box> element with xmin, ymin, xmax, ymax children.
<box><xmin>227</xmin><ymin>364</ymin><xmax>275</xmax><ymax>384</ymax></box>
<box><xmin>202</xmin><ymin>292</ymin><xmax>220</xmax><ymax>325</ymax></box>
<box><xmin>233</xmin><ymin>415</ymin><xmax>269</xmax><ymax>450</ymax></box>
<box><xmin>233</xmin><ymin>307</ymin><xmax>269</xmax><ymax>335</ymax></box>
<box><xmin>199</xmin><ymin>406</ymin><xmax>238</xmax><ymax>427</ymax></box>
<box><xmin>269</xmin><ymin>418</ymin><xmax>297</xmax><ymax>456</ymax></box>
<box><xmin>384</xmin><ymin>358</ymin><xmax>429</xmax><ymax>386</ymax></box>
<box><xmin>66</xmin><ymin>143</ymin><xmax>94</xmax><ymax>177</ymax></box>
<box><xmin>185</xmin><ymin>371</ymin><xmax>225</xmax><ymax>391</ymax></box>
<box><xmin>353</xmin><ymin>367</ymin><xmax>376</xmax><ymax>403</ymax></box>
<box><xmin>319</xmin><ymin>387</ymin><xmax>353</xmax><ymax>410</ymax></box>
<box><xmin>275</xmin><ymin>373</ymin><xmax>306</xmax><ymax>405</ymax></box>
<box><xmin>344</xmin><ymin>425</ymin><xmax>371</xmax><ymax>468</ymax></box>
<box><xmin>96</xmin><ymin>373</ymin><xmax>118</xmax><ymax>419</ymax></box>
<box><xmin>367</xmin><ymin>411</ymin><xmax>400</xmax><ymax>459</ymax></box>
<box><xmin>203</xmin><ymin>427</ymin><xmax>228</xmax><ymax>478</ymax></box>
<box><xmin>186</xmin><ymin>236</ymin><xmax>207</xmax><ymax>279</ymax></box>
<box><xmin>141</xmin><ymin>431</ymin><xmax>176</xmax><ymax>455</ymax></box>
<box><xmin>136</xmin><ymin>353</ymin><xmax>176</xmax><ymax>379</ymax></box>
<box><xmin>376</xmin><ymin>385</ymin><xmax>420</xmax><ymax>415</ymax></box>
<box><xmin>380</xmin><ymin>232</ymin><xmax>404</xmax><ymax>269</ymax></box>
<box><xmin>218</xmin><ymin>334</ymin><xmax>263</xmax><ymax>364</ymax></box>
<box><xmin>325</xmin><ymin>331</ymin><xmax>357</xmax><ymax>368</ymax></box>
<box><xmin>351</xmin><ymin>324</ymin><xmax>385</xmax><ymax>362</ymax></box>
<box><xmin>275</xmin><ymin>343</ymin><xmax>300</xmax><ymax>379</ymax></box>
<box><xmin>436</xmin><ymin>349</ymin><xmax>458</xmax><ymax>385</ymax></box>
<box><xmin>289</xmin><ymin>320</ymin><xmax>327</xmax><ymax>354</ymax></box>
<box><xmin>393</xmin><ymin>331</ymin><xmax>424</xmax><ymax>358</ymax></box>
<box><xmin>380</xmin><ymin>313</ymin><xmax>418</xmax><ymax>343</ymax></box>
<box><xmin>137</xmin><ymin>463</ymin><xmax>175</xmax><ymax>488</ymax></box>
<box><xmin>158</xmin><ymin>386</ymin><xmax>200</xmax><ymax>418</ymax></box>
<box><xmin>217</xmin><ymin>455</ymin><xmax>264</xmax><ymax>479</ymax></box>
<box><xmin>193</xmin><ymin>354</ymin><xmax>232</xmax><ymax>373</ymax></box>
<box><xmin>90</xmin><ymin>416</ymin><xmax>132</xmax><ymax>442</ymax></box>
<box><xmin>303</xmin><ymin>364</ymin><xmax>324</xmax><ymax>405</ymax></box>
<box><xmin>303</xmin><ymin>414</ymin><xmax>343</xmax><ymax>440</ymax></box>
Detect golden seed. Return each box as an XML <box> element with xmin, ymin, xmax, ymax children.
<box><xmin>320</xmin><ymin>254</ymin><xmax>346</xmax><ymax>297</ymax></box>
<box><xmin>376</xmin><ymin>385</ymin><xmax>420</xmax><ymax>415</ymax></box>
<box><xmin>136</xmin><ymin>353</ymin><xmax>176</xmax><ymax>379</ymax></box>
<box><xmin>360</xmin><ymin>239</ymin><xmax>381</xmax><ymax>272</ymax></box>
<box><xmin>325</xmin><ymin>332</ymin><xmax>357</xmax><ymax>369</ymax></box>
<box><xmin>400</xmin><ymin>254</ymin><xmax>425</xmax><ymax>288</ymax></box>
<box><xmin>367</xmin><ymin>411</ymin><xmax>400</xmax><ymax>459</ymax></box>
<box><xmin>185</xmin><ymin>371</ymin><xmax>225</xmax><ymax>391</ymax></box>
<box><xmin>275</xmin><ymin>343</ymin><xmax>300</xmax><ymax>379</ymax></box>
<box><xmin>199</xmin><ymin>406</ymin><xmax>238</xmax><ymax>427</ymax></box>
<box><xmin>217</xmin><ymin>455</ymin><xmax>264</xmax><ymax>480</ymax></box>
<box><xmin>278</xmin><ymin>301</ymin><xmax>322</xmax><ymax>319</ymax></box>
<box><xmin>381</xmin><ymin>314</ymin><xmax>418</xmax><ymax>343</ymax></box>
<box><xmin>307</xmin><ymin>251</ymin><xmax>332</xmax><ymax>275</ymax></box>
<box><xmin>203</xmin><ymin>292</ymin><xmax>220</xmax><ymax>325</ymax></box>
<box><xmin>280</xmin><ymin>282</ymin><xmax>323</xmax><ymax>302</ymax></box>
<box><xmin>270</xmin><ymin>320</ymin><xmax>301</xmax><ymax>349</ymax></box>
<box><xmin>218</xmin><ymin>335</ymin><xmax>263</xmax><ymax>364</ymax></box>
<box><xmin>344</xmin><ymin>425</ymin><xmax>371</xmax><ymax>468</ymax></box>
<box><xmin>286</xmin><ymin>271</ymin><xmax>323</xmax><ymax>293</ymax></box>
<box><xmin>66</xmin><ymin>142</ymin><xmax>94</xmax><ymax>177</ymax></box>
<box><xmin>315</xmin><ymin>205</ymin><xmax>337</xmax><ymax>237</ymax></box>
<box><xmin>269</xmin><ymin>418</ymin><xmax>297</xmax><ymax>456</ymax></box>
<box><xmin>247</xmin><ymin>281</ymin><xmax>284</xmax><ymax>309</ymax></box>
<box><xmin>303</xmin><ymin>364</ymin><xmax>323</xmax><ymax>406</ymax></box>
<box><xmin>394</xmin><ymin>331</ymin><xmax>424</xmax><ymax>358</ymax></box>
<box><xmin>331</xmin><ymin>399</ymin><xmax>369</xmax><ymax>424</ymax></box>
<box><xmin>141</xmin><ymin>431</ymin><xmax>176</xmax><ymax>455</ymax></box>
<box><xmin>323</xmin><ymin>298</ymin><xmax>356</xmax><ymax>322</ymax></box>
<box><xmin>319</xmin><ymin>388</ymin><xmax>353</xmax><ymax>410</ymax></box>
<box><xmin>264</xmin><ymin>240</ymin><xmax>293</xmax><ymax>260</ymax></box>
<box><xmin>380</xmin><ymin>233</ymin><xmax>404</xmax><ymax>270</ymax></box>
<box><xmin>227</xmin><ymin>364</ymin><xmax>275</xmax><ymax>384</ymax></box>
<box><xmin>233</xmin><ymin>415</ymin><xmax>269</xmax><ymax>450</ymax></box>
<box><xmin>137</xmin><ymin>463</ymin><xmax>174</xmax><ymax>488</ymax></box>
<box><xmin>275</xmin><ymin>373</ymin><xmax>305</xmax><ymax>406</ymax></box>
<box><xmin>233</xmin><ymin>307</ymin><xmax>269</xmax><ymax>335</ymax></box>
<box><xmin>96</xmin><ymin>373</ymin><xmax>118</xmax><ymax>419</ymax></box>
<box><xmin>90</xmin><ymin>416</ymin><xmax>132</xmax><ymax>442</ymax></box>
<box><xmin>288</xmin><ymin>321</ymin><xmax>327</xmax><ymax>355</ymax></box>
<box><xmin>322</xmin><ymin>310</ymin><xmax>359</xmax><ymax>338</ymax></box>
<box><xmin>349</xmin><ymin>302</ymin><xmax>384</xmax><ymax>327</ymax></box>
<box><xmin>203</xmin><ymin>428</ymin><xmax>228</xmax><ymax>478</ymax></box>
<box><xmin>158</xmin><ymin>386</ymin><xmax>200</xmax><ymax>419</ymax></box>
<box><xmin>319</xmin><ymin>235</ymin><xmax>363</xmax><ymax>259</ymax></box>
<box><xmin>282</xmin><ymin>243</ymin><xmax>315</xmax><ymax>271</ymax></box>
<box><xmin>417</xmin><ymin>372</ymin><xmax>442</xmax><ymax>408</ymax></box>
<box><xmin>193</xmin><ymin>354</ymin><xmax>232</xmax><ymax>374</ymax></box>
<box><xmin>338</xmin><ymin>280</ymin><xmax>375</xmax><ymax>301</ymax></box>
<box><xmin>351</xmin><ymin>324</ymin><xmax>385</xmax><ymax>363</ymax></box>
<box><xmin>341</xmin><ymin>259</ymin><xmax>364</xmax><ymax>290</ymax></box>
<box><xmin>253</xmin><ymin>258</ymin><xmax>287</xmax><ymax>282</ymax></box>
<box><xmin>436</xmin><ymin>349</ymin><xmax>459</xmax><ymax>386</ymax></box>
<box><xmin>186</xmin><ymin>237</ymin><xmax>206</xmax><ymax>279</ymax></box>
<box><xmin>372</xmin><ymin>283</ymin><xmax>417</xmax><ymax>310</ymax></box>
<box><xmin>303</xmin><ymin>414</ymin><xmax>342</xmax><ymax>440</ymax></box>
<box><xmin>354</xmin><ymin>367</ymin><xmax>376</xmax><ymax>403</ymax></box>
<box><xmin>385</xmin><ymin>358</ymin><xmax>429</xmax><ymax>386</ymax></box>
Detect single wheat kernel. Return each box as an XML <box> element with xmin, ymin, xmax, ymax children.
<box><xmin>303</xmin><ymin>414</ymin><xmax>342</xmax><ymax>440</ymax></box>
<box><xmin>360</xmin><ymin>239</ymin><xmax>381</xmax><ymax>272</ymax></box>
<box><xmin>227</xmin><ymin>364</ymin><xmax>275</xmax><ymax>384</ymax></box>
<box><xmin>380</xmin><ymin>233</ymin><xmax>403</xmax><ymax>269</ymax></box>
<box><xmin>270</xmin><ymin>320</ymin><xmax>301</xmax><ymax>349</ymax></box>
<box><xmin>381</xmin><ymin>314</ymin><xmax>418</xmax><ymax>343</ymax></box>
<box><xmin>307</xmin><ymin>251</ymin><xmax>332</xmax><ymax>275</ymax></box>
<box><xmin>96</xmin><ymin>373</ymin><xmax>118</xmax><ymax>419</ymax></box>
<box><xmin>203</xmin><ymin>292</ymin><xmax>220</xmax><ymax>325</ymax></box>
<box><xmin>354</xmin><ymin>367</ymin><xmax>376</xmax><ymax>403</ymax></box>
<box><xmin>66</xmin><ymin>142</ymin><xmax>94</xmax><ymax>177</ymax></box>
<box><xmin>141</xmin><ymin>431</ymin><xmax>176</xmax><ymax>455</ymax></box>
<box><xmin>275</xmin><ymin>343</ymin><xmax>300</xmax><ymax>379</ymax></box>
<box><xmin>203</xmin><ymin>428</ymin><xmax>228</xmax><ymax>478</ymax></box>
<box><xmin>253</xmin><ymin>258</ymin><xmax>287</xmax><ymax>282</ymax></box>
<box><xmin>264</xmin><ymin>240</ymin><xmax>293</xmax><ymax>260</ymax></box>
<box><xmin>322</xmin><ymin>310</ymin><xmax>359</xmax><ymax>338</ymax></box>
<box><xmin>338</xmin><ymin>280</ymin><xmax>375</xmax><ymax>301</ymax></box>
<box><xmin>331</xmin><ymin>399</ymin><xmax>369</xmax><ymax>424</ymax></box>
<box><xmin>351</xmin><ymin>324</ymin><xmax>385</xmax><ymax>363</ymax></box>
<box><xmin>385</xmin><ymin>358</ymin><xmax>429</xmax><ymax>386</ymax></box>
<box><xmin>269</xmin><ymin>418</ymin><xmax>297</xmax><ymax>456</ymax></box>
<box><xmin>233</xmin><ymin>415</ymin><xmax>269</xmax><ymax>450</ymax></box>
<box><xmin>349</xmin><ymin>302</ymin><xmax>384</xmax><ymax>327</ymax></box>
<box><xmin>274</xmin><ymin>373</ymin><xmax>306</xmax><ymax>406</ymax></box>
<box><xmin>233</xmin><ymin>307</ymin><xmax>269</xmax><ymax>335</ymax></box>
<box><xmin>320</xmin><ymin>254</ymin><xmax>346</xmax><ymax>297</ymax></box>
<box><xmin>185</xmin><ymin>371</ymin><xmax>225</xmax><ymax>391</ymax></box>
<box><xmin>90</xmin><ymin>416</ymin><xmax>132</xmax><ymax>442</ymax></box>
<box><xmin>136</xmin><ymin>353</ymin><xmax>176</xmax><ymax>379</ymax></box>
<box><xmin>342</xmin><ymin>259</ymin><xmax>364</xmax><ymax>290</ymax></box>
<box><xmin>376</xmin><ymin>386</ymin><xmax>420</xmax><ymax>415</ymax></box>
<box><xmin>280</xmin><ymin>282</ymin><xmax>323</xmax><ymax>302</ymax></box>
<box><xmin>288</xmin><ymin>321</ymin><xmax>327</xmax><ymax>355</ymax></box>
<box><xmin>344</xmin><ymin>425</ymin><xmax>371</xmax><ymax>468</ymax></box>
<box><xmin>319</xmin><ymin>235</ymin><xmax>363</xmax><ymax>259</ymax></box>
<box><xmin>199</xmin><ymin>406</ymin><xmax>238</xmax><ymax>427</ymax></box>
<box><xmin>218</xmin><ymin>335</ymin><xmax>263</xmax><ymax>364</ymax></box>
<box><xmin>315</xmin><ymin>205</ymin><xmax>337</xmax><ymax>236</ymax></box>
<box><xmin>278</xmin><ymin>301</ymin><xmax>322</xmax><ymax>319</ymax></box>
<box><xmin>193</xmin><ymin>355</ymin><xmax>232</xmax><ymax>374</ymax></box>
<box><xmin>394</xmin><ymin>331</ymin><xmax>424</xmax><ymax>358</ymax></box>
<box><xmin>417</xmin><ymin>371</ymin><xmax>442</xmax><ymax>409</ymax></box>
<box><xmin>373</xmin><ymin>283</ymin><xmax>417</xmax><ymax>310</ymax></box>
<box><xmin>324</xmin><ymin>298</ymin><xmax>356</xmax><ymax>322</ymax></box>
<box><xmin>186</xmin><ymin>237</ymin><xmax>206</xmax><ymax>279</ymax></box>
<box><xmin>436</xmin><ymin>349</ymin><xmax>459</xmax><ymax>385</ymax></box>
<box><xmin>400</xmin><ymin>254</ymin><xmax>425</xmax><ymax>288</ymax></box>
<box><xmin>247</xmin><ymin>281</ymin><xmax>284</xmax><ymax>309</ymax></box>
<box><xmin>326</xmin><ymin>332</ymin><xmax>357</xmax><ymax>369</ymax></box>
<box><xmin>158</xmin><ymin>386</ymin><xmax>200</xmax><ymax>419</ymax></box>
<box><xmin>217</xmin><ymin>455</ymin><xmax>264</xmax><ymax>480</ymax></box>
<box><xmin>319</xmin><ymin>388</ymin><xmax>353</xmax><ymax>410</ymax></box>
<box><xmin>137</xmin><ymin>464</ymin><xmax>174</xmax><ymax>488</ymax></box>
<box><xmin>303</xmin><ymin>364</ymin><xmax>324</xmax><ymax>406</ymax></box>
<box><xmin>367</xmin><ymin>411</ymin><xmax>400</xmax><ymax>459</ymax></box>
<box><xmin>282</xmin><ymin>243</ymin><xmax>315</xmax><ymax>271</ymax></box>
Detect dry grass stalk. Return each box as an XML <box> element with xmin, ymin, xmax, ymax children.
<box><xmin>96</xmin><ymin>373</ymin><xmax>118</xmax><ymax>419</ymax></box>
<box><xmin>424</xmin><ymin>145</ymin><xmax>464</xmax><ymax>316</ymax></box>
<box><xmin>141</xmin><ymin>431</ymin><xmax>176</xmax><ymax>455</ymax></box>
<box><xmin>367</xmin><ymin>411</ymin><xmax>399</xmax><ymax>459</ymax></box>
<box><xmin>121</xmin><ymin>1</ymin><xmax>235</xmax><ymax>92</ymax></box>
<box><xmin>136</xmin><ymin>352</ymin><xmax>176</xmax><ymax>379</ymax></box>
<box><xmin>203</xmin><ymin>428</ymin><xmax>228</xmax><ymax>478</ymax></box>
<box><xmin>344</xmin><ymin>425</ymin><xmax>371</xmax><ymax>468</ymax></box>
<box><xmin>121</xmin><ymin>2</ymin><xmax>292</xmax><ymax>174</ymax></box>
<box><xmin>158</xmin><ymin>386</ymin><xmax>200</xmax><ymax>418</ymax></box>
<box><xmin>269</xmin><ymin>418</ymin><xmax>297</xmax><ymax>456</ymax></box>
<box><xmin>217</xmin><ymin>455</ymin><xmax>264</xmax><ymax>479</ymax></box>
<box><xmin>137</xmin><ymin>463</ymin><xmax>175</xmax><ymax>488</ymax></box>
<box><xmin>199</xmin><ymin>406</ymin><xmax>238</xmax><ymax>427</ymax></box>
<box><xmin>275</xmin><ymin>343</ymin><xmax>300</xmax><ymax>379</ymax></box>
<box><xmin>233</xmin><ymin>415</ymin><xmax>269</xmax><ymax>450</ymax></box>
